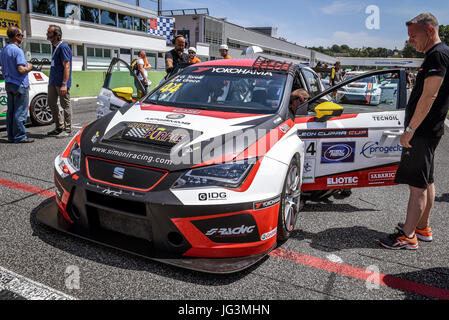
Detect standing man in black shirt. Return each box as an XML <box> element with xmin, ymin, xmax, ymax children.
<box><xmin>379</xmin><ymin>13</ymin><xmax>449</xmax><ymax>250</ymax></box>
<box><xmin>165</xmin><ymin>35</ymin><xmax>189</xmax><ymax>76</ymax></box>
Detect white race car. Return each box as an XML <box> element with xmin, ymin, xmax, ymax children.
<box><xmin>0</xmin><ymin>70</ymin><xmax>53</xmax><ymax>126</ymax></box>
<box><xmin>36</xmin><ymin>57</ymin><xmax>408</xmax><ymax>273</ymax></box>
<box><xmin>337</xmin><ymin>72</ymin><xmax>382</xmax><ymax>106</ymax></box>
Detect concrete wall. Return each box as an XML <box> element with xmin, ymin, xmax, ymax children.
<box><xmin>43</xmin><ymin>70</ymin><xmax>167</xmax><ymax>97</ymax></box>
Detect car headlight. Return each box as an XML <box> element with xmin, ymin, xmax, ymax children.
<box><xmin>172</xmin><ymin>159</ymin><xmax>256</xmax><ymax>189</ymax></box>
<box><xmin>69</xmin><ymin>140</ymin><xmax>81</xmax><ymax>171</ymax></box>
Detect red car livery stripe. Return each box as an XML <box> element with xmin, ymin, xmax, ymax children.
<box><xmin>301</xmin><ymin>164</ymin><xmax>399</xmax><ymax>191</ymax></box>
<box><xmin>171</xmin><ymin>205</ymin><xmax>278</xmax><ymax>258</ymax></box>
<box><xmin>140</xmin><ymin>104</ymin><xmax>262</xmax><ymax>120</ymax></box>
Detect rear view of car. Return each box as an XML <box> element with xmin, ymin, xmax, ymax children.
<box><xmin>337</xmin><ymin>75</ymin><xmax>381</xmax><ymax>105</ymax></box>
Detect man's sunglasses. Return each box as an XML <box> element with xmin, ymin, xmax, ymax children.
<box><xmin>16</xmin><ymin>33</ymin><xmax>24</xmax><ymax>38</ymax></box>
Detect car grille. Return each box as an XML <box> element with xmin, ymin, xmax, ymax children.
<box><xmin>86</xmin><ymin>156</ymin><xmax>168</xmax><ymax>191</ymax></box>
<box><xmin>85</xmin><ymin>190</ymin><xmax>146</xmax><ymax>216</ymax></box>
<box><xmin>96</xmin><ymin>208</ymin><xmax>152</xmax><ymax>242</ymax></box>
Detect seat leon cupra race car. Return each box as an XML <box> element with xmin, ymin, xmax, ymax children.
<box><xmin>36</xmin><ymin>57</ymin><xmax>409</xmax><ymax>273</ymax></box>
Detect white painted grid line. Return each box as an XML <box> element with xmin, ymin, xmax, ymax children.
<box><xmin>0</xmin><ymin>266</ymin><xmax>76</xmax><ymax>300</ymax></box>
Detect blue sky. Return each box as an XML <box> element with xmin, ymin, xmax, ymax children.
<box><xmin>129</xmin><ymin>0</ymin><xmax>449</xmax><ymax>50</ymax></box>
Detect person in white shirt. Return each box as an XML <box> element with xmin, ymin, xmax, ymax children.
<box><xmin>136</xmin><ymin>50</ymin><xmax>151</xmax><ymax>94</ymax></box>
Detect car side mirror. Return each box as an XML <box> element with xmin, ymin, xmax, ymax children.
<box><xmin>112</xmin><ymin>87</ymin><xmax>133</xmax><ymax>102</ymax></box>
<box><xmin>314</xmin><ymin>102</ymin><xmax>344</xmax><ymax>122</ymax></box>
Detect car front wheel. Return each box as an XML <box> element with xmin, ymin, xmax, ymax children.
<box><xmin>277</xmin><ymin>155</ymin><xmax>302</xmax><ymax>241</ymax></box>
<box><xmin>30</xmin><ymin>94</ymin><xmax>53</xmax><ymax>126</ymax></box>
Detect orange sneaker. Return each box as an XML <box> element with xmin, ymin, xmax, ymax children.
<box><xmin>378</xmin><ymin>229</ymin><xmax>418</xmax><ymax>250</ymax></box>
<box><xmin>415</xmin><ymin>226</ymin><xmax>433</xmax><ymax>242</ymax></box>
<box><xmin>397</xmin><ymin>223</ymin><xmax>433</xmax><ymax>242</ymax></box>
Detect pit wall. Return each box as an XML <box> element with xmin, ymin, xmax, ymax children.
<box><xmin>42</xmin><ymin>71</ymin><xmax>166</xmax><ymax>98</ymax></box>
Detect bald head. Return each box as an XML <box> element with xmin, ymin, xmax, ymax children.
<box><xmin>7</xmin><ymin>26</ymin><xmax>22</xmax><ymax>40</ymax></box>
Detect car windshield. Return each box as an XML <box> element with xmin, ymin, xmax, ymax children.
<box><xmin>146</xmin><ymin>65</ymin><xmax>287</xmax><ymax>114</ymax></box>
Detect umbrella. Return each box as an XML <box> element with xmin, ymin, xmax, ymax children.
<box><xmin>241</xmin><ymin>46</ymin><xmax>263</xmax><ymax>55</ymax></box>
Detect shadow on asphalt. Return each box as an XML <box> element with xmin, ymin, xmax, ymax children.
<box><xmin>435</xmin><ymin>193</ymin><xmax>449</xmax><ymax>203</ymax></box>
<box><xmin>383</xmin><ymin>268</ymin><xmax>449</xmax><ymax>300</ymax></box>
<box><xmin>290</xmin><ymin>226</ymin><xmax>389</xmax><ymax>252</ymax></box>
<box><xmin>29</xmin><ymin>198</ymin><xmax>267</xmax><ymax>285</ymax></box>
<box><xmin>301</xmin><ymin>200</ymin><xmax>380</xmax><ymax>213</ymax></box>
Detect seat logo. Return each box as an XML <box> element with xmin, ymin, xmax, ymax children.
<box><xmin>113</xmin><ymin>167</ymin><xmax>125</xmax><ymax>180</ymax></box>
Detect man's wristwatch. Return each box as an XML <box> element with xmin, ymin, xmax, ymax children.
<box><xmin>405</xmin><ymin>126</ymin><xmax>415</xmax><ymax>133</ymax></box>
<box><xmin>62</xmin><ymin>81</ymin><xmax>68</xmax><ymax>85</ymax></box>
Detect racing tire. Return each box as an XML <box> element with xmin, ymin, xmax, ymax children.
<box><xmin>277</xmin><ymin>155</ymin><xmax>302</xmax><ymax>241</ymax></box>
<box><xmin>30</xmin><ymin>94</ymin><xmax>53</xmax><ymax>126</ymax></box>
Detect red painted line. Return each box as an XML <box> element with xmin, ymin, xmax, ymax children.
<box><xmin>0</xmin><ymin>178</ymin><xmax>55</xmax><ymax>198</ymax></box>
<box><xmin>270</xmin><ymin>248</ymin><xmax>449</xmax><ymax>300</ymax></box>
<box><xmin>1</xmin><ymin>177</ymin><xmax>448</xmax><ymax>300</ymax></box>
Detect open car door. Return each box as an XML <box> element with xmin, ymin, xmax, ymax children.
<box><xmin>96</xmin><ymin>58</ymin><xmax>145</xmax><ymax>118</ymax></box>
<box><xmin>294</xmin><ymin>69</ymin><xmax>408</xmax><ymax>194</ymax></box>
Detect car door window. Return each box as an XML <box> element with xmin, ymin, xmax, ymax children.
<box><xmin>328</xmin><ymin>71</ymin><xmax>401</xmax><ymax>114</ymax></box>
<box><xmin>302</xmin><ymin>69</ymin><xmax>321</xmax><ymax>97</ymax></box>
<box><xmin>108</xmin><ymin>60</ymin><xmax>143</xmax><ymax>100</ymax></box>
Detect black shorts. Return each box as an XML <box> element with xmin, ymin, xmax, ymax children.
<box><xmin>394</xmin><ymin>135</ymin><xmax>441</xmax><ymax>189</ymax></box>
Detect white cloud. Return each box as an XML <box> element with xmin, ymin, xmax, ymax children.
<box><xmin>320</xmin><ymin>0</ymin><xmax>363</xmax><ymax>15</ymax></box>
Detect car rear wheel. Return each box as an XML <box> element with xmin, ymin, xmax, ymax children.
<box><xmin>277</xmin><ymin>155</ymin><xmax>302</xmax><ymax>241</ymax></box>
<box><xmin>30</xmin><ymin>94</ymin><xmax>53</xmax><ymax>126</ymax></box>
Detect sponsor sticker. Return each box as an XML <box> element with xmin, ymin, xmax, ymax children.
<box><xmin>368</xmin><ymin>171</ymin><xmax>396</xmax><ymax>182</ymax></box>
<box><xmin>360</xmin><ymin>141</ymin><xmax>402</xmax><ymax>158</ymax></box>
<box><xmin>205</xmin><ymin>225</ymin><xmax>256</xmax><ymax>237</ymax></box>
<box><xmin>327</xmin><ymin>176</ymin><xmax>359</xmax><ymax>186</ymax></box>
<box><xmin>279</xmin><ymin>124</ymin><xmax>290</xmax><ymax>133</ymax></box>
<box><xmin>372</xmin><ymin>114</ymin><xmax>399</xmax><ymax>121</ymax></box>
<box><xmin>261</xmin><ymin>227</ymin><xmax>277</xmax><ymax>241</ymax></box>
<box><xmin>302</xmin><ymin>158</ymin><xmax>315</xmax><ymax>184</ymax></box>
<box><xmin>297</xmin><ymin>128</ymin><xmax>368</xmax><ymax>139</ymax></box>
<box><xmin>166</xmin><ymin>113</ymin><xmax>185</xmax><ymax>119</ymax></box>
<box><xmin>321</xmin><ymin>142</ymin><xmax>355</xmax><ymax>164</ymax></box>
<box><xmin>253</xmin><ymin>196</ymin><xmax>281</xmax><ymax>210</ymax></box>
<box><xmin>211</xmin><ymin>67</ymin><xmax>273</xmax><ymax>77</ymax></box>
<box><xmin>122</xmin><ymin>123</ymin><xmax>188</xmax><ymax>146</ymax></box>
<box><xmin>198</xmin><ymin>192</ymin><xmax>227</xmax><ymax>201</ymax></box>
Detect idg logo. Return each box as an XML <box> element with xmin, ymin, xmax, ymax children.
<box><xmin>361</xmin><ymin>141</ymin><xmax>402</xmax><ymax>158</ymax></box>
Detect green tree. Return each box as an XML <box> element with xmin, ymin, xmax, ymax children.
<box><xmin>439</xmin><ymin>24</ymin><xmax>449</xmax><ymax>45</ymax></box>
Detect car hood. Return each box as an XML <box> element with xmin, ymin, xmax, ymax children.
<box><xmin>81</xmin><ymin>102</ymin><xmax>288</xmax><ymax>171</ymax></box>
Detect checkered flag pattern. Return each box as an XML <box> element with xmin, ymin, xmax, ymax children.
<box><xmin>148</xmin><ymin>17</ymin><xmax>175</xmax><ymax>45</ymax></box>
<box><xmin>124</xmin><ymin>127</ymin><xmax>147</xmax><ymax>139</ymax></box>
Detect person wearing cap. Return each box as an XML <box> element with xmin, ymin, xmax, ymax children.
<box><xmin>188</xmin><ymin>47</ymin><xmax>201</xmax><ymax>64</ymax></box>
<box><xmin>219</xmin><ymin>44</ymin><xmax>232</xmax><ymax>59</ymax></box>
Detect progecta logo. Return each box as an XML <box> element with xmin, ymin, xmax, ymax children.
<box><xmin>361</xmin><ymin>141</ymin><xmax>402</xmax><ymax>158</ymax></box>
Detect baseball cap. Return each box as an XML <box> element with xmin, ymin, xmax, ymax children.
<box><xmin>188</xmin><ymin>47</ymin><xmax>197</xmax><ymax>53</ymax></box>
<box><xmin>219</xmin><ymin>44</ymin><xmax>229</xmax><ymax>50</ymax></box>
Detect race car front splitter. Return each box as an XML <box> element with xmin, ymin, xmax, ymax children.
<box><xmin>35</xmin><ymin>200</ymin><xmax>275</xmax><ymax>274</ymax></box>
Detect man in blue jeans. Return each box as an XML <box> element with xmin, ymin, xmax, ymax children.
<box><xmin>0</xmin><ymin>26</ymin><xmax>34</xmax><ymax>143</ymax></box>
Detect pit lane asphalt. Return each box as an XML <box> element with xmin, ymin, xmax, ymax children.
<box><xmin>0</xmin><ymin>98</ymin><xmax>448</xmax><ymax>300</ymax></box>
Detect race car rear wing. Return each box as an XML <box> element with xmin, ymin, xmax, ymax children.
<box><xmin>252</xmin><ymin>56</ymin><xmax>296</xmax><ymax>75</ymax></box>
